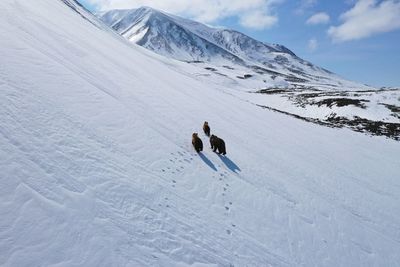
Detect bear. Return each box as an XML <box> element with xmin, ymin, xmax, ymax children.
<box><xmin>210</xmin><ymin>134</ymin><xmax>216</xmax><ymax>150</ymax></box>
<box><xmin>192</xmin><ymin>133</ymin><xmax>203</xmax><ymax>153</ymax></box>
<box><xmin>210</xmin><ymin>134</ymin><xmax>226</xmax><ymax>155</ymax></box>
<box><xmin>203</xmin><ymin>121</ymin><xmax>210</xmax><ymax>136</ymax></box>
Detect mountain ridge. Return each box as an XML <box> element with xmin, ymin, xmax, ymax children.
<box><xmin>99</xmin><ymin>6</ymin><xmax>368</xmax><ymax>90</ymax></box>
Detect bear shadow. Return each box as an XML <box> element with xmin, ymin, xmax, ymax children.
<box><xmin>198</xmin><ymin>152</ymin><xmax>217</xmax><ymax>171</ymax></box>
<box><xmin>217</xmin><ymin>154</ymin><xmax>241</xmax><ymax>173</ymax></box>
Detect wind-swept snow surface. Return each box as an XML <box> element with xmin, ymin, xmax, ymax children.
<box><xmin>1</xmin><ymin>0</ymin><xmax>400</xmax><ymax>266</ymax></box>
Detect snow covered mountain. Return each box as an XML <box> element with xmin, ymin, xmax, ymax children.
<box><xmin>99</xmin><ymin>7</ymin><xmax>371</xmax><ymax>91</ymax></box>
<box><xmin>99</xmin><ymin>7</ymin><xmax>400</xmax><ymax>140</ymax></box>
<box><xmin>1</xmin><ymin>0</ymin><xmax>400</xmax><ymax>266</ymax></box>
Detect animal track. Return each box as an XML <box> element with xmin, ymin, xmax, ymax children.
<box><xmin>162</xmin><ymin>149</ymin><xmax>193</xmax><ymax>177</ymax></box>
<box><xmin>167</xmin><ymin>150</ymin><xmax>237</xmax><ymax>226</ymax></box>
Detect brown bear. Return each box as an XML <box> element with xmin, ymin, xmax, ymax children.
<box><xmin>210</xmin><ymin>134</ymin><xmax>226</xmax><ymax>155</ymax></box>
<box><xmin>203</xmin><ymin>121</ymin><xmax>210</xmax><ymax>136</ymax></box>
<box><xmin>192</xmin><ymin>133</ymin><xmax>203</xmax><ymax>153</ymax></box>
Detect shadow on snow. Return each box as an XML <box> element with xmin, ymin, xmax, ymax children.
<box><xmin>217</xmin><ymin>154</ymin><xmax>241</xmax><ymax>173</ymax></box>
<box><xmin>198</xmin><ymin>152</ymin><xmax>217</xmax><ymax>171</ymax></box>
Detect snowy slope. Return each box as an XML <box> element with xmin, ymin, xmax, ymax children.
<box><xmin>99</xmin><ymin>7</ymin><xmax>373</xmax><ymax>91</ymax></box>
<box><xmin>1</xmin><ymin>0</ymin><xmax>400</xmax><ymax>266</ymax></box>
<box><xmin>99</xmin><ymin>7</ymin><xmax>400</xmax><ymax>140</ymax></box>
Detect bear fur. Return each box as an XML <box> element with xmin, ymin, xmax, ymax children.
<box><xmin>192</xmin><ymin>133</ymin><xmax>203</xmax><ymax>153</ymax></box>
<box><xmin>203</xmin><ymin>121</ymin><xmax>210</xmax><ymax>136</ymax></box>
<box><xmin>210</xmin><ymin>134</ymin><xmax>226</xmax><ymax>155</ymax></box>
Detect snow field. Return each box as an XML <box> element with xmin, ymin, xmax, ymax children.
<box><xmin>1</xmin><ymin>0</ymin><xmax>400</xmax><ymax>266</ymax></box>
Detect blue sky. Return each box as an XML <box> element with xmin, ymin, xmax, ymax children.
<box><xmin>78</xmin><ymin>0</ymin><xmax>400</xmax><ymax>87</ymax></box>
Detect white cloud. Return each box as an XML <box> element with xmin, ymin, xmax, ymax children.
<box><xmin>239</xmin><ymin>10</ymin><xmax>278</xmax><ymax>29</ymax></box>
<box><xmin>85</xmin><ymin>0</ymin><xmax>282</xmax><ymax>29</ymax></box>
<box><xmin>308</xmin><ymin>38</ymin><xmax>318</xmax><ymax>52</ymax></box>
<box><xmin>328</xmin><ymin>0</ymin><xmax>400</xmax><ymax>42</ymax></box>
<box><xmin>306</xmin><ymin>12</ymin><xmax>330</xmax><ymax>25</ymax></box>
<box><xmin>295</xmin><ymin>0</ymin><xmax>318</xmax><ymax>15</ymax></box>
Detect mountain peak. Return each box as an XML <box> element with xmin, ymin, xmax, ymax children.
<box><xmin>98</xmin><ymin>7</ymin><xmax>371</xmax><ymax>90</ymax></box>
<box><xmin>134</xmin><ymin>6</ymin><xmax>163</xmax><ymax>16</ymax></box>
<box><xmin>99</xmin><ymin>7</ymin><xmax>296</xmax><ymax>59</ymax></box>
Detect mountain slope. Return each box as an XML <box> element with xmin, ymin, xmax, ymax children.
<box><xmin>100</xmin><ymin>7</ymin><xmax>246</xmax><ymax>65</ymax></box>
<box><xmin>99</xmin><ymin>7</ymin><xmax>372</xmax><ymax>91</ymax></box>
<box><xmin>1</xmin><ymin>0</ymin><xmax>400</xmax><ymax>266</ymax></box>
<box><xmin>99</xmin><ymin>7</ymin><xmax>400</xmax><ymax>140</ymax></box>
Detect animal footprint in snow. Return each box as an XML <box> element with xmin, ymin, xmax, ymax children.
<box><xmin>226</xmin><ymin>229</ymin><xmax>232</xmax><ymax>235</ymax></box>
<box><xmin>225</xmin><ymin>206</ymin><xmax>230</xmax><ymax>211</ymax></box>
<box><xmin>160</xmin><ymin>197</ymin><xmax>169</xmax><ymax>207</ymax></box>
